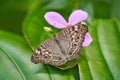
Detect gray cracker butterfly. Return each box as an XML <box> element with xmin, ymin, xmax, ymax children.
<box><xmin>31</xmin><ymin>22</ymin><xmax>88</xmax><ymax>67</ymax></box>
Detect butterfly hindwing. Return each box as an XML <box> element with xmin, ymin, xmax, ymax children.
<box><xmin>31</xmin><ymin>38</ymin><xmax>67</xmax><ymax>66</ymax></box>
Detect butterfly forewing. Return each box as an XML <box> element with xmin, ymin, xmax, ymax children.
<box><xmin>58</xmin><ymin>23</ymin><xmax>88</xmax><ymax>60</ymax></box>
<box><xmin>31</xmin><ymin>38</ymin><xmax>67</xmax><ymax>66</ymax></box>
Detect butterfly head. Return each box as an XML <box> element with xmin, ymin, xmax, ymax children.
<box><xmin>31</xmin><ymin>50</ymin><xmax>41</xmax><ymax>64</ymax></box>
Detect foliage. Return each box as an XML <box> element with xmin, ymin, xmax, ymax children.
<box><xmin>0</xmin><ymin>0</ymin><xmax>120</xmax><ymax>80</ymax></box>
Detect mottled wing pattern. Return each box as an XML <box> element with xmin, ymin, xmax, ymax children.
<box><xmin>31</xmin><ymin>22</ymin><xmax>88</xmax><ymax>67</ymax></box>
<box><xmin>58</xmin><ymin>23</ymin><xmax>88</xmax><ymax>60</ymax></box>
<box><xmin>31</xmin><ymin>39</ymin><xmax>67</xmax><ymax>66</ymax></box>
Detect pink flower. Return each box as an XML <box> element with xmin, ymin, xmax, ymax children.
<box><xmin>44</xmin><ymin>10</ymin><xmax>92</xmax><ymax>47</ymax></box>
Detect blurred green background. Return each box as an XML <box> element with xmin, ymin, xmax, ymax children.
<box><xmin>0</xmin><ymin>0</ymin><xmax>120</xmax><ymax>35</ymax></box>
<box><xmin>0</xmin><ymin>0</ymin><xmax>120</xmax><ymax>80</ymax></box>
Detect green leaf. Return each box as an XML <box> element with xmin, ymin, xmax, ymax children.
<box><xmin>0</xmin><ymin>31</ymin><xmax>51</xmax><ymax>80</ymax></box>
<box><xmin>22</xmin><ymin>2</ymin><xmax>75</xmax><ymax>80</ymax></box>
<box><xmin>22</xmin><ymin>1</ymin><xmax>120</xmax><ymax>80</ymax></box>
<box><xmin>23</xmin><ymin>0</ymin><xmax>120</xmax><ymax>80</ymax></box>
<box><xmin>0</xmin><ymin>31</ymin><xmax>74</xmax><ymax>80</ymax></box>
<box><xmin>78</xmin><ymin>19</ymin><xmax>120</xmax><ymax>80</ymax></box>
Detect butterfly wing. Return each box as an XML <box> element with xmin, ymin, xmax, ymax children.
<box><xmin>31</xmin><ymin>38</ymin><xmax>67</xmax><ymax>67</ymax></box>
<box><xmin>58</xmin><ymin>23</ymin><xmax>88</xmax><ymax>60</ymax></box>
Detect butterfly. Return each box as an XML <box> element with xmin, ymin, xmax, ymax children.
<box><xmin>31</xmin><ymin>22</ymin><xmax>88</xmax><ymax>67</ymax></box>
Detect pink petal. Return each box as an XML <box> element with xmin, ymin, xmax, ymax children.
<box><xmin>82</xmin><ymin>33</ymin><xmax>92</xmax><ymax>47</ymax></box>
<box><xmin>69</xmin><ymin>10</ymin><xmax>88</xmax><ymax>25</ymax></box>
<box><xmin>44</xmin><ymin>12</ymin><xmax>67</xmax><ymax>29</ymax></box>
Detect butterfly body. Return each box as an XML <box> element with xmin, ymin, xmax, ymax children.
<box><xmin>31</xmin><ymin>22</ymin><xmax>88</xmax><ymax>67</ymax></box>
